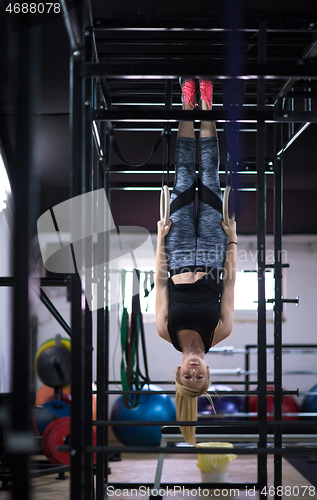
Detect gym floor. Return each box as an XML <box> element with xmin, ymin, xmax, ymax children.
<box><xmin>0</xmin><ymin>454</ymin><xmax>316</xmax><ymax>500</ymax></box>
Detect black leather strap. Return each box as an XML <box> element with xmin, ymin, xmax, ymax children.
<box><xmin>110</xmin><ymin>129</ymin><xmax>164</xmax><ymax>167</ymax></box>
<box><xmin>198</xmin><ymin>177</ymin><xmax>223</xmax><ymax>214</ymax></box>
<box><xmin>170</xmin><ymin>181</ymin><xmax>196</xmax><ymax>215</ymax></box>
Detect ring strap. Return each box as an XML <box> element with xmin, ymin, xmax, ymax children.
<box><xmin>170</xmin><ymin>181</ymin><xmax>196</xmax><ymax>216</ymax></box>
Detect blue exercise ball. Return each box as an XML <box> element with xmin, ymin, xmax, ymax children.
<box><xmin>198</xmin><ymin>384</ymin><xmax>245</xmax><ymax>420</ymax></box>
<box><xmin>111</xmin><ymin>384</ymin><xmax>176</xmax><ymax>447</ymax></box>
<box><xmin>301</xmin><ymin>383</ymin><xmax>317</xmax><ymax>420</ymax></box>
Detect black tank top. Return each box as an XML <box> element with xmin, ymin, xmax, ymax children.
<box><xmin>167</xmin><ymin>272</ymin><xmax>222</xmax><ymax>354</ymax></box>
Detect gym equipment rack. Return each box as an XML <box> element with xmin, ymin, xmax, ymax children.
<box><xmin>2</xmin><ymin>2</ymin><xmax>317</xmax><ymax>500</ymax></box>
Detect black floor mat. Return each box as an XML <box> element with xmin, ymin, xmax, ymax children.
<box><xmin>285</xmin><ymin>455</ymin><xmax>317</xmax><ymax>487</ymax></box>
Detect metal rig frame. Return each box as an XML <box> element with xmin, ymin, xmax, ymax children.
<box><xmin>4</xmin><ymin>1</ymin><xmax>317</xmax><ymax>500</ymax></box>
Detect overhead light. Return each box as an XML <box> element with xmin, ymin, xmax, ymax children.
<box><xmin>0</xmin><ymin>149</ymin><xmax>11</xmax><ymax>212</ymax></box>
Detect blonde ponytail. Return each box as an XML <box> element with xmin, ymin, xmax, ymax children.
<box><xmin>175</xmin><ymin>370</ymin><xmax>212</xmax><ymax>445</ymax></box>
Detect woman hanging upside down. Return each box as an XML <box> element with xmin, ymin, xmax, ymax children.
<box><xmin>155</xmin><ymin>78</ymin><xmax>237</xmax><ymax>445</ymax></box>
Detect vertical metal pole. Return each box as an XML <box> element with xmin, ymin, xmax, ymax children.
<box><xmin>83</xmin><ymin>26</ymin><xmax>94</xmax><ymax>500</ymax></box>
<box><xmin>273</xmin><ymin>123</ymin><xmax>283</xmax><ymax>497</ymax></box>
<box><xmin>103</xmin><ymin>130</ymin><xmax>111</xmax><ymax>490</ymax></box>
<box><xmin>70</xmin><ymin>1</ymin><xmax>85</xmax><ymax>498</ymax></box>
<box><xmin>96</xmin><ymin>121</ymin><xmax>110</xmax><ymax>499</ymax></box>
<box><xmin>11</xmin><ymin>20</ymin><xmax>40</xmax><ymax>500</ymax></box>
<box><xmin>244</xmin><ymin>346</ymin><xmax>250</xmax><ymax>414</ymax></box>
<box><xmin>256</xmin><ymin>20</ymin><xmax>268</xmax><ymax>497</ymax></box>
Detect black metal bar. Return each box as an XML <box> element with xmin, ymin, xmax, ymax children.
<box><xmin>103</xmin><ymin>123</ymin><xmax>258</xmax><ymax>132</ymax></box>
<box><xmin>246</xmin><ymin>343</ymin><xmax>317</xmax><ymax>349</ymax></box>
<box><xmin>256</xmin><ymin>20</ymin><xmax>268</xmax><ymax>498</ymax></box>
<box><xmin>59</xmin><ymin>0</ymin><xmax>82</xmax><ymax>50</ymax></box>
<box><xmin>99</xmin><ymin>159</ymin><xmax>274</xmax><ymax>173</ymax></box>
<box><xmin>273</xmin><ymin>123</ymin><xmax>284</xmax><ymax>497</ymax></box>
<box><xmin>244</xmin><ymin>346</ymin><xmax>250</xmax><ymax>415</ymax></box>
<box><xmin>93</xmin><ymin>108</ymin><xmax>272</xmax><ymax>122</ymax></box>
<box><xmin>96</xmin><ymin>126</ymin><xmax>107</xmax><ymax>499</ymax></box>
<box><xmin>107</xmin><ymin>482</ymin><xmax>258</xmax><ymax>490</ymax></box>
<box><xmin>103</xmin><ymin>129</ymin><xmax>111</xmax><ymax>495</ymax></box>
<box><xmin>101</xmin><ymin>389</ymin><xmax>298</xmax><ymax>396</ymax></box>
<box><xmin>83</xmin><ymin>22</ymin><xmax>94</xmax><ymax>500</ymax></box>
<box><xmin>276</xmin><ymin>122</ymin><xmax>310</xmax><ymax>155</ymax></box>
<box><xmin>10</xmin><ymin>17</ymin><xmax>40</xmax><ymax>500</ymax></box>
<box><xmin>274</xmin><ymin>33</ymin><xmax>317</xmax><ymax>110</ymax></box>
<box><xmin>93</xmin><ymin>419</ymin><xmax>317</xmax><ymax>428</ymax></box>
<box><xmin>93</xmin><ymin>16</ymin><xmax>317</xmax><ymax>31</ymax></box>
<box><xmin>63</xmin><ymin>445</ymin><xmax>317</xmax><ymax>456</ymax></box>
<box><xmin>83</xmin><ymin>60</ymin><xmax>317</xmax><ymax>79</ymax></box>
<box><xmin>109</xmin><ymin>181</ymin><xmax>259</xmax><ymax>190</ymax></box>
<box><xmin>274</xmin><ymin>78</ymin><xmax>298</xmax><ymax>108</ymax></box>
<box><xmin>106</xmin><ymin>379</ymin><xmax>271</xmax><ymax>385</ymax></box>
<box><xmin>0</xmin><ymin>277</ymin><xmax>71</xmax><ymax>286</ymax></box>
<box><xmin>30</xmin><ymin>465</ymin><xmax>70</xmax><ymax>478</ymax></box>
<box><xmin>94</xmin><ymin>108</ymin><xmax>317</xmax><ymax>124</ymax></box>
<box><xmin>69</xmin><ymin>2</ymin><xmax>86</xmax><ymax>497</ymax></box>
<box><xmin>40</xmin><ymin>288</ymin><xmax>72</xmax><ymax>337</ymax></box>
<box><xmin>275</xmin><ymin>111</ymin><xmax>317</xmax><ymax>122</ymax></box>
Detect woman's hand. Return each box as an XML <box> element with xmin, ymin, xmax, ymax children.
<box><xmin>221</xmin><ymin>219</ymin><xmax>237</xmax><ymax>242</ymax></box>
<box><xmin>157</xmin><ymin>219</ymin><xmax>172</xmax><ymax>240</ymax></box>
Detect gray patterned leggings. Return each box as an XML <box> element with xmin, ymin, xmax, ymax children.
<box><xmin>165</xmin><ymin>136</ymin><xmax>228</xmax><ymax>275</ymax></box>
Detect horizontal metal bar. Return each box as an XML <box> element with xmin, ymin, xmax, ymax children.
<box><xmin>103</xmin><ymin>389</ymin><xmax>297</xmax><ymax>396</ymax></box>
<box><xmin>108</xmin><ymin>162</ymin><xmax>274</xmax><ymax>173</ymax></box>
<box><xmin>107</xmin><ymin>124</ymin><xmax>258</xmax><ymax>132</ymax></box>
<box><xmin>94</xmin><ymin>108</ymin><xmax>273</xmax><ymax>122</ymax></box>
<box><xmin>107</xmin><ymin>482</ymin><xmax>258</xmax><ymax>490</ymax></box>
<box><xmin>209</xmin><ymin>346</ymin><xmax>317</xmax><ymax>354</ymax></box>
<box><xmin>109</xmin><ymin>181</ymin><xmax>256</xmax><ymax>190</ymax></box>
<box><xmin>0</xmin><ymin>277</ymin><xmax>71</xmax><ymax>287</ymax></box>
<box><xmin>84</xmin><ymin>61</ymin><xmax>317</xmax><ymax>79</ymax></box>
<box><xmin>95</xmin><ymin>108</ymin><xmax>317</xmax><ymax>123</ymax></box>
<box><xmin>106</xmin><ymin>380</ymin><xmax>267</xmax><ymax>385</ymax></box>
<box><xmin>277</xmin><ymin>111</ymin><xmax>317</xmax><ymax>122</ymax></box>
<box><xmin>65</xmin><ymin>445</ymin><xmax>317</xmax><ymax>455</ymax></box>
<box><xmin>94</xmin><ymin>420</ymin><xmax>317</xmax><ymax>428</ymax></box>
<box><xmin>30</xmin><ymin>465</ymin><xmax>70</xmax><ymax>478</ymax></box>
<box><xmin>246</xmin><ymin>344</ymin><xmax>317</xmax><ymax>349</ymax></box>
<box><xmin>93</xmin><ymin>17</ymin><xmax>317</xmax><ymax>32</ymax></box>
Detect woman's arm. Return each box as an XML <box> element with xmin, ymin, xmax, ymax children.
<box><xmin>212</xmin><ymin>219</ymin><xmax>237</xmax><ymax>346</ymax></box>
<box><xmin>155</xmin><ymin>220</ymin><xmax>172</xmax><ymax>341</ymax></box>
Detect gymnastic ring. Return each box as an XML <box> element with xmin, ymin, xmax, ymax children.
<box><xmin>160</xmin><ymin>185</ymin><xmax>170</xmax><ymax>226</ymax></box>
<box><xmin>223</xmin><ymin>186</ymin><xmax>235</xmax><ymax>226</ymax></box>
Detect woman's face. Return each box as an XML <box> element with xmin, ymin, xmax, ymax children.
<box><xmin>178</xmin><ymin>357</ymin><xmax>209</xmax><ymax>389</ymax></box>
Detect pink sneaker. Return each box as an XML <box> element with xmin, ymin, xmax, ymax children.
<box><xmin>199</xmin><ymin>79</ymin><xmax>213</xmax><ymax>110</ymax></box>
<box><xmin>179</xmin><ymin>78</ymin><xmax>198</xmax><ymax>109</ymax></box>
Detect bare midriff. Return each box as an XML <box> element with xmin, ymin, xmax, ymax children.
<box><xmin>171</xmin><ymin>271</ymin><xmax>207</xmax><ymax>284</ymax></box>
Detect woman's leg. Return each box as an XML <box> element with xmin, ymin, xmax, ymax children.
<box><xmin>196</xmin><ymin>81</ymin><xmax>228</xmax><ymax>271</ymax></box>
<box><xmin>178</xmin><ymin>102</ymin><xmax>195</xmax><ymax>138</ymax></box>
<box><xmin>178</xmin><ymin>78</ymin><xmax>196</xmax><ymax>138</ymax></box>
<box><xmin>165</xmin><ymin>83</ymin><xmax>197</xmax><ymax>273</ymax></box>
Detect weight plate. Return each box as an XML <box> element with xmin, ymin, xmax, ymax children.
<box><xmin>43</xmin><ymin>417</ymin><xmax>96</xmax><ymax>465</ymax></box>
<box><xmin>35</xmin><ymin>399</ymin><xmax>71</xmax><ymax>436</ymax></box>
<box><xmin>35</xmin><ymin>343</ymin><xmax>71</xmax><ymax>387</ymax></box>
